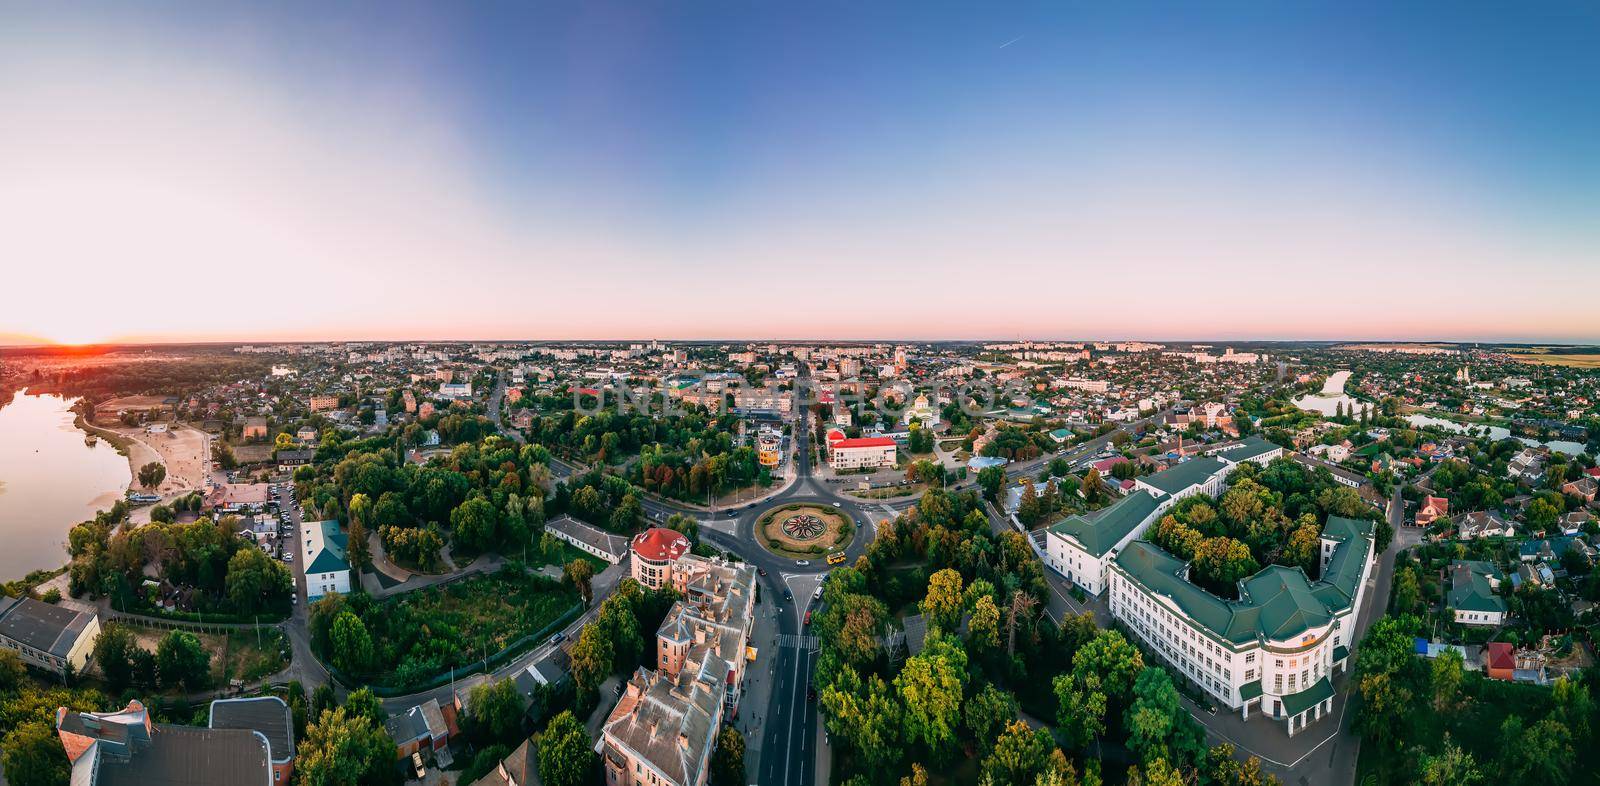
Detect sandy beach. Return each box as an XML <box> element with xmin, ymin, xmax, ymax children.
<box><xmin>105</xmin><ymin>424</ymin><xmax>210</xmax><ymax>497</ymax></box>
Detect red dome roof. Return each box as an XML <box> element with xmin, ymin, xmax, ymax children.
<box><xmin>825</xmin><ymin>429</ymin><xmax>846</xmax><ymax>444</ymax></box>
<box><xmin>632</xmin><ymin>528</ymin><xmax>690</xmax><ymax>561</ymax></box>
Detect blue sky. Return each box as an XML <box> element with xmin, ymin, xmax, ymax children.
<box><xmin>2</xmin><ymin>1</ymin><xmax>1597</xmax><ymax>343</ymax></box>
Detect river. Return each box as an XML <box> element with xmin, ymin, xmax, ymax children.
<box><xmin>1293</xmin><ymin>370</ymin><xmax>1365</xmax><ymax>416</ymax></box>
<box><xmin>1402</xmin><ymin>413</ymin><xmax>1588</xmax><ymax>457</ymax></box>
<box><xmin>0</xmin><ymin>390</ymin><xmax>131</xmax><ymax>581</ymax></box>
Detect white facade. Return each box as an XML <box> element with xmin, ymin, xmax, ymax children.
<box><xmin>828</xmin><ymin>441</ymin><xmax>897</xmax><ymax>470</ymax></box>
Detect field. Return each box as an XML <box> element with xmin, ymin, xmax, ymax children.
<box><xmin>1512</xmin><ymin>353</ymin><xmax>1600</xmax><ymax>368</ymax></box>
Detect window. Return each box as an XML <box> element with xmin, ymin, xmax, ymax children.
<box><xmin>1245</xmin><ymin>653</ymin><xmax>1256</xmax><ymax>664</ymax></box>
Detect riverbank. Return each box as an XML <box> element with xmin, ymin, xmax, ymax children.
<box><xmin>71</xmin><ymin>412</ymin><xmax>209</xmax><ymax>496</ymax></box>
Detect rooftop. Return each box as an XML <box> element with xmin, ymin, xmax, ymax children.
<box><xmin>1139</xmin><ymin>457</ymin><xmax>1228</xmax><ymax>496</ymax></box>
<box><xmin>1049</xmin><ymin>490</ymin><xmax>1163</xmax><ymax>558</ymax></box>
<box><xmin>0</xmin><ymin>596</ymin><xmax>96</xmax><ymax>658</ymax></box>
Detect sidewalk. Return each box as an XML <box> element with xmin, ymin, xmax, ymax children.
<box><xmin>734</xmin><ymin>587</ymin><xmax>783</xmax><ymax>777</ymax></box>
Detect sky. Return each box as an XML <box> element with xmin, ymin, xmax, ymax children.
<box><xmin>2</xmin><ymin>1</ymin><xmax>1598</xmax><ymax>345</ymax></box>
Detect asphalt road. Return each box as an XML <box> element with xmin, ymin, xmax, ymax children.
<box><xmin>486</xmin><ymin>368</ymin><xmax>1169</xmax><ymax>782</ymax></box>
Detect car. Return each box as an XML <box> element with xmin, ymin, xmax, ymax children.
<box><xmin>804</xmin><ymin>610</ymin><xmax>813</xmax><ymax>626</ymax></box>
<box><xmin>807</xmin><ymin>686</ymin><xmax>817</xmax><ymax>703</ymax></box>
<box><xmin>826</xmin><ymin>552</ymin><xmax>846</xmax><ymax>565</ymax></box>
<box><xmin>411</xmin><ymin>752</ymin><xmax>426</xmax><ymax>779</ymax></box>
<box><xmin>550</xmin><ymin>632</ymin><xmax>565</xmax><ymax>644</ymax></box>
<box><xmin>795</xmin><ymin>560</ymin><xmax>810</xmax><ymax>567</ymax></box>
<box><xmin>281</xmin><ymin>554</ymin><xmax>293</xmax><ymax>562</ymax></box>
<box><xmin>727</xmin><ymin>510</ymin><xmax>738</xmax><ymax>517</ymax></box>
<box><xmin>757</xmin><ymin>567</ymin><xmax>767</xmax><ymax>576</ymax></box>
<box><xmin>782</xmin><ymin>589</ymin><xmax>793</xmax><ymax>601</ymax></box>
<box><xmin>832</xmin><ymin>502</ymin><xmax>842</xmax><ymax>508</ymax></box>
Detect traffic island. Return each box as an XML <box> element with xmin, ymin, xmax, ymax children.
<box><xmin>754</xmin><ymin>503</ymin><xmax>855</xmax><ymax>560</ymax></box>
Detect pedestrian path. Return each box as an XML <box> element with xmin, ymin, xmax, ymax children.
<box><xmin>776</xmin><ymin>633</ymin><xmax>819</xmax><ymax>650</ymax></box>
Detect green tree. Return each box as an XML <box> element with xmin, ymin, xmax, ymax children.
<box><xmin>964</xmin><ymin>683</ymin><xmax>1019</xmax><ymax>753</ymax></box>
<box><xmin>564</xmin><ymin>558</ymin><xmax>596</xmax><ymax>604</ymax></box>
<box><xmin>468</xmin><ymin>677</ymin><xmax>525</xmax><ymax>745</ymax></box>
<box><xmin>92</xmin><ymin>623</ymin><xmax>138</xmax><ymax>693</ymax></box>
<box><xmin>1498</xmin><ymin>716</ymin><xmax>1573</xmax><ymax>784</ymax></box>
<box><xmin>711</xmin><ymin>725</ymin><xmax>747</xmax><ymax>786</ymax></box>
<box><xmin>0</xmin><ymin>648</ymin><xmax>26</xmax><ymax>694</ymax></box>
<box><xmin>155</xmin><ymin>630</ymin><xmax>210</xmax><ymax>691</ymax></box>
<box><xmin>1190</xmin><ymin>537</ymin><xmax>1259</xmax><ymax>597</ymax></box>
<box><xmin>330</xmin><ymin>611</ymin><xmax>374</xmax><ymax>674</ymax></box>
<box><xmin>978</xmin><ymin>465</ymin><xmax>1006</xmax><ymax>501</ymax></box>
<box><xmin>983</xmin><ymin>720</ymin><xmax>1054</xmax><ymax>786</ymax></box>
<box><xmin>138</xmin><ymin>461</ymin><xmax>166</xmax><ymax>488</ymax></box>
<box><xmin>1072</xmin><ymin>629</ymin><xmax>1144</xmax><ymax>700</ymax></box>
<box><xmin>1353</xmin><ymin>616</ymin><xmax>1422</xmax><ymax>751</ymax></box>
<box><xmin>450</xmin><ymin>496</ymin><xmax>500</xmax><ymax>551</ymax></box>
<box><xmin>1431</xmin><ymin>648</ymin><xmax>1463</xmax><ymax>712</ymax></box>
<box><xmin>537</xmin><ymin>710</ymin><xmax>596</xmax><ymax>786</ymax></box>
<box><xmin>968</xmin><ymin>594</ymin><xmax>1001</xmax><ymax>652</ymax></box>
<box><xmin>569</xmin><ymin>623</ymin><xmax>614</xmax><ymax>699</ymax></box>
<box><xmin>1416</xmin><ymin>735</ymin><xmax>1482</xmax><ymax>786</ymax></box>
<box><xmin>1124</xmin><ymin>668</ymin><xmax>1205</xmax><ymax>769</ymax></box>
<box><xmin>921</xmin><ymin>568</ymin><xmax>964</xmax><ymax>632</ymax></box>
<box><xmin>225</xmin><ymin>546</ymin><xmax>293</xmax><ymax>614</ymax></box>
<box><xmin>297</xmin><ymin>707</ymin><xmax>398</xmax><ymax>786</ymax></box>
<box><xmin>611</xmin><ymin>492</ymin><xmax>643</xmax><ymax>531</ymax></box>
<box><xmin>895</xmin><ymin>633</ymin><xmax>969</xmax><ymax>761</ymax></box>
<box><xmin>820</xmin><ymin>666</ymin><xmax>903</xmax><ymax>770</ymax></box>
<box><xmin>1</xmin><ymin>721</ymin><xmax>70</xmax><ymax>786</ymax></box>
<box><xmin>1282</xmin><ymin>519</ymin><xmax>1321</xmax><ymax>575</ymax></box>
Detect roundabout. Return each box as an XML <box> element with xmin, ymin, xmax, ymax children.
<box><xmin>754</xmin><ymin>502</ymin><xmax>855</xmax><ymax>560</ymax></box>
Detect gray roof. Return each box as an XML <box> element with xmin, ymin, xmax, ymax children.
<box><xmin>544</xmin><ymin>514</ymin><xmax>629</xmax><ymax>560</ymax></box>
<box><xmin>95</xmin><ymin>724</ymin><xmax>270</xmax><ymax>786</ymax></box>
<box><xmin>470</xmin><ymin>738</ymin><xmax>536</xmax><ymax>786</ymax></box>
<box><xmin>209</xmin><ymin>697</ymin><xmax>294</xmax><ymax>764</ymax></box>
<box><xmin>0</xmin><ymin>596</ymin><xmax>96</xmax><ymax>658</ymax></box>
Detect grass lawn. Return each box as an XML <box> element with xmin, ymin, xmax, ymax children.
<box><xmin>356</xmin><ymin>569</ymin><xmax>580</xmax><ymax>688</ymax></box>
<box><xmin>755</xmin><ymin>504</ymin><xmax>854</xmax><ymax>559</ymax></box>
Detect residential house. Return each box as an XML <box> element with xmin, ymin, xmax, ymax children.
<box><xmin>1415</xmin><ymin>496</ymin><xmax>1449</xmax><ymax>529</ymax></box>
<box><xmin>1455</xmin><ymin>511</ymin><xmax>1514</xmax><ymax>540</ymax></box>
<box><xmin>1508</xmin><ymin>448</ymin><xmax>1547</xmax><ymax>482</ymax></box>
<box><xmin>1562</xmin><ymin>476</ymin><xmax>1598</xmax><ymax>504</ymax></box>
<box><xmin>469</xmin><ymin>738</ymin><xmax>536</xmax><ymax>786</ymax></box>
<box><xmin>386</xmin><ymin>698</ymin><xmax>456</xmax><ymax>760</ymax></box>
<box><xmin>1448</xmin><ymin>560</ymin><xmax>1507</xmax><ymax>626</ymax></box>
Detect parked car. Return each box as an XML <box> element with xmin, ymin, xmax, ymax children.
<box><xmin>411</xmin><ymin>752</ymin><xmax>426</xmax><ymax>779</ymax></box>
<box><xmin>550</xmin><ymin>632</ymin><xmax>565</xmax><ymax>644</ymax></box>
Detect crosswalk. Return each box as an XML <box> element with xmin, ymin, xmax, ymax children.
<box><xmin>776</xmin><ymin>633</ymin><xmax>819</xmax><ymax>649</ymax></box>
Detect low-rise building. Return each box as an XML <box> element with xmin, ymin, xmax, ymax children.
<box><xmin>1416</xmin><ymin>496</ymin><xmax>1449</xmax><ymax>528</ymax></box>
<box><xmin>0</xmin><ymin>596</ymin><xmax>100</xmax><ymax>676</ymax></box>
<box><xmin>1448</xmin><ymin>560</ymin><xmax>1506</xmax><ymax>626</ymax></box>
<box><xmin>300</xmin><ymin>520</ymin><xmax>350</xmax><ymax>602</ymax></box>
<box><xmin>825</xmin><ymin>431</ymin><xmax>897</xmax><ymax>471</ymax></box>
<box><xmin>546</xmin><ymin>514</ymin><xmax>630</xmax><ymax>564</ymax></box>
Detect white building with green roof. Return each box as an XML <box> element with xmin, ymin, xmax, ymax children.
<box><xmin>300</xmin><ymin>520</ymin><xmax>350</xmax><ymax>602</ymax></box>
<box><xmin>1106</xmin><ymin>515</ymin><xmax>1376</xmax><ymax>738</ymax></box>
<box><xmin>1043</xmin><ymin>441</ymin><xmax>1284</xmax><ymax>596</ymax></box>
<box><xmin>1448</xmin><ymin>560</ymin><xmax>1506</xmax><ymax>626</ymax></box>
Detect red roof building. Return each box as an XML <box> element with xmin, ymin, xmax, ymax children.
<box><xmin>631</xmin><ymin>528</ymin><xmax>691</xmax><ymax>562</ymax></box>
<box><xmin>1416</xmin><ymin>496</ymin><xmax>1449</xmax><ymax>528</ymax></box>
<box><xmin>830</xmin><ymin>436</ymin><xmax>897</xmax><ymax>449</ymax></box>
<box><xmin>1485</xmin><ymin>642</ymin><xmax>1515</xmax><ymax>681</ymax></box>
<box><xmin>629</xmin><ymin>528</ymin><xmax>692</xmax><ymax>591</ymax></box>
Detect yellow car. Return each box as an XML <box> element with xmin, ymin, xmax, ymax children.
<box><xmin>826</xmin><ymin>551</ymin><xmax>847</xmax><ymax>565</ymax></box>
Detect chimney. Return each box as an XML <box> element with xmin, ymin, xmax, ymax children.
<box><xmin>678</xmin><ymin>732</ymin><xmax>690</xmax><ymax>752</ymax></box>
